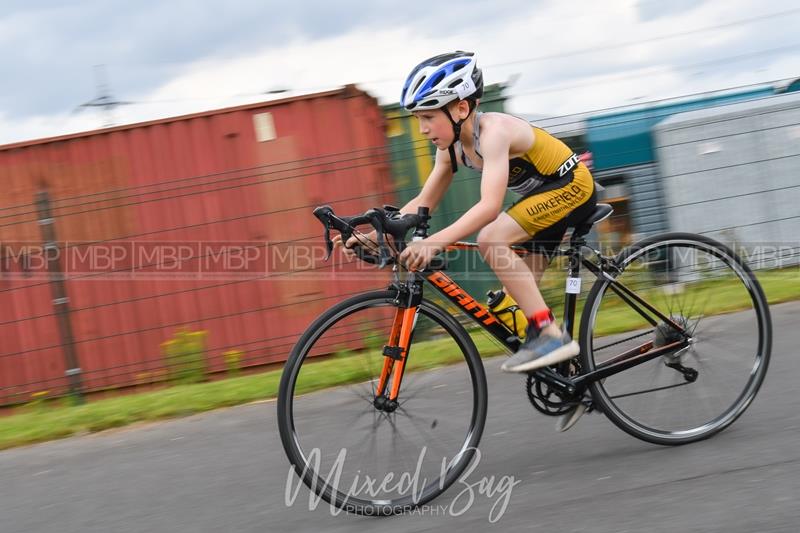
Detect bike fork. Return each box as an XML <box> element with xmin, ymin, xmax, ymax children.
<box><xmin>374</xmin><ymin>304</ymin><xmax>419</xmax><ymax>412</ymax></box>
<box><xmin>376</xmin><ymin>307</ymin><xmax>404</xmax><ymax>398</ymax></box>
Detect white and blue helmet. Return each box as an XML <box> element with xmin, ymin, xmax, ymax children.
<box><xmin>401</xmin><ymin>51</ymin><xmax>484</xmax><ymax>111</ymax></box>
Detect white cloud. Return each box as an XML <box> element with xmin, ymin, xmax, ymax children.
<box><xmin>1</xmin><ymin>0</ymin><xmax>798</xmax><ymax>145</ymax></box>
<box><xmin>0</xmin><ymin>110</ymin><xmax>99</xmax><ymax>146</ymax></box>
<box><xmin>505</xmin><ymin>0</ymin><xmax>800</xmax><ymax>115</ymax></box>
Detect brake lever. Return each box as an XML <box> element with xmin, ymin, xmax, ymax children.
<box><xmin>366</xmin><ymin>209</ymin><xmax>392</xmax><ymax>268</ymax></box>
<box><xmin>322</xmin><ymin>221</ymin><xmax>333</xmax><ymax>260</ymax></box>
<box><xmin>313</xmin><ymin>206</ymin><xmax>335</xmax><ymax>261</ymax></box>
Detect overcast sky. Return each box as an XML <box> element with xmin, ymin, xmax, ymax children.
<box><xmin>1</xmin><ymin>0</ymin><xmax>799</xmax><ymax>145</ymax></box>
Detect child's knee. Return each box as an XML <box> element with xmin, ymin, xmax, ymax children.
<box><xmin>477</xmin><ymin>225</ymin><xmax>496</xmax><ymax>251</ymax></box>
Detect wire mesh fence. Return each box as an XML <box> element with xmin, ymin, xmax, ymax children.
<box><xmin>1</xmin><ymin>88</ymin><xmax>798</xmax><ymax>407</ymax></box>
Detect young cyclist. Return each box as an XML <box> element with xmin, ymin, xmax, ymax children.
<box><xmin>337</xmin><ymin>51</ymin><xmax>597</xmax><ymax>428</ymax></box>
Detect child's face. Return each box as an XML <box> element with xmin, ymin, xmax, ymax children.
<box><xmin>412</xmin><ymin>109</ymin><xmax>452</xmax><ymax>150</ymax></box>
<box><xmin>412</xmin><ymin>100</ymin><xmax>466</xmax><ymax>149</ymax></box>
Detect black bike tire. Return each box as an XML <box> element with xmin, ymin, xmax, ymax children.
<box><xmin>277</xmin><ymin>289</ymin><xmax>488</xmax><ymax>515</ymax></box>
<box><xmin>578</xmin><ymin>232</ymin><xmax>772</xmax><ymax>446</ymax></box>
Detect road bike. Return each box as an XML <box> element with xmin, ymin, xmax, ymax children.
<box><xmin>277</xmin><ymin>203</ymin><xmax>771</xmax><ymax>515</ymax></box>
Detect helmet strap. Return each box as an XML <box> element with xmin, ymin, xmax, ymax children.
<box><xmin>442</xmin><ymin>100</ymin><xmax>476</xmax><ymax>174</ymax></box>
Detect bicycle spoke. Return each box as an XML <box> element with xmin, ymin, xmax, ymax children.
<box><xmin>695</xmin><ymin>335</ymin><xmax>757</xmax><ymax>359</ymax></box>
<box><xmin>609</xmin><ymin>380</ymin><xmax>692</xmax><ymax>400</ymax></box>
<box><xmin>688</xmin><ymin>314</ymin><xmax>705</xmax><ymax>336</ymax></box>
<box><xmin>393</xmin><ymin>371</ymin><xmax>443</xmax><ymax>405</ymax></box>
<box><xmin>280</xmin><ymin>290</ymin><xmax>486</xmax><ymax>511</ymax></box>
<box><xmin>345</xmin><ymin>404</ymin><xmax>374</xmax><ymax>426</ymax></box>
<box><xmin>583</xmin><ymin>236</ymin><xmax>771</xmax><ymax>444</ymax></box>
<box><xmin>396</xmin><ymin>406</ymin><xmax>454</xmax><ymax>459</ymax></box>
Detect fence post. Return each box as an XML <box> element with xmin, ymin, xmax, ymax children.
<box><xmin>35</xmin><ymin>191</ymin><xmax>84</xmax><ymax>404</ymax></box>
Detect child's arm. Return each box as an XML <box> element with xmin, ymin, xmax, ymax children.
<box><xmin>336</xmin><ymin>148</ymin><xmax>453</xmax><ymax>255</ymax></box>
<box><xmin>426</xmin><ymin>126</ymin><xmax>509</xmax><ymax>245</ymax></box>
<box><xmin>399</xmin><ymin>126</ymin><xmax>510</xmax><ymax>270</ymax></box>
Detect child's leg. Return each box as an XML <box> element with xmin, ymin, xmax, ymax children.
<box><xmin>493</xmin><ymin>170</ymin><xmax>595</xmax><ymax>372</ymax></box>
<box><xmin>477</xmin><ymin>212</ymin><xmax>560</xmax><ymax>338</ymax></box>
<box><xmin>522</xmin><ymin>251</ymin><xmax>550</xmax><ymax>285</ymax></box>
<box><xmin>500</xmin><ymin>252</ymin><xmax>548</xmax><ymax>306</ymax></box>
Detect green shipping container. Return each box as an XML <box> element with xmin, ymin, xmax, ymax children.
<box><xmin>383</xmin><ymin>84</ymin><xmax>514</xmax><ymax>301</ymax></box>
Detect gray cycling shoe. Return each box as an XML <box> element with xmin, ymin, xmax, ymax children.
<box><xmin>501</xmin><ymin>330</ymin><xmax>579</xmax><ymax>373</ymax></box>
<box><xmin>556</xmin><ymin>401</ymin><xmax>589</xmax><ymax>432</ymax></box>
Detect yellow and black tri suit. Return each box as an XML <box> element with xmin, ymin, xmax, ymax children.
<box><xmin>458</xmin><ymin>113</ymin><xmax>597</xmax><ymax>258</ymax></box>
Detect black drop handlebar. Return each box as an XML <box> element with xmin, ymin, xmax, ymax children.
<box><xmin>313</xmin><ymin>204</ymin><xmax>432</xmax><ymax>268</ymax></box>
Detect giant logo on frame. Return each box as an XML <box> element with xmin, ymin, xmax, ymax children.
<box><xmin>427</xmin><ymin>271</ymin><xmax>498</xmax><ymax>326</ymax></box>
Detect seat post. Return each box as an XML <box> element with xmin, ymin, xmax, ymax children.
<box><xmin>562</xmin><ymin>244</ymin><xmax>582</xmax><ymax>339</ymax></box>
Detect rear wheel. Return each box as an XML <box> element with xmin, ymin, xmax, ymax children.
<box><xmin>277</xmin><ymin>289</ymin><xmax>488</xmax><ymax>515</ymax></box>
<box><xmin>579</xmin><ymin>233</ymin><xmax>772</xmax><ymax>445</ymax></box>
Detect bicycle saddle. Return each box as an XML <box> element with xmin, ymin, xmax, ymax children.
<box><xmin>572</xmin><ymin>203</ymin><xmax>613</xmax><ymax>239</ymax></box>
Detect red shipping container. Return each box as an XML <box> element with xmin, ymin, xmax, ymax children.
<box><xmin>0</xmin><ymin>85</ymin><xmax>396</xmax><ymax>402</ymax></box>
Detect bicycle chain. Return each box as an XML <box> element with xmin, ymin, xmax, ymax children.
<box><xmin>593</xmin><ymin>328</ymin><xmax>654</xmax><ymax>351</ymax></box>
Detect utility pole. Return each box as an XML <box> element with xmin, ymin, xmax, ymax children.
<box><xmin>75</xmin><ymin>64</ymin><xmax>132</xmax><ymax>128</ymax></box>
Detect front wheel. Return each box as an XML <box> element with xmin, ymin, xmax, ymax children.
<box><xmin>277</xmin><ymin>289</ymin><xmax>488</xmax><ymax>515</ymax></box>
<box><xmin>579</xmin><ymin>232</ymin><xmax>772</xmax><ymax>445</ymax></box>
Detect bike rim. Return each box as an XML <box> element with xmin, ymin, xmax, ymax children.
<box><xmin>283</xmin><ymin>295</ymin><xmax>485</xmax><ymax>510</ymax></box>
<box><xmin>585</xmin><ymin>238</ymin><xmax>770</xmax><ymax>441</ymax></box>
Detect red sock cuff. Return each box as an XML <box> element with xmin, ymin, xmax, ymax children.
<box><xmin>529</xmin><ymin>308</ymin><xmax>555</xmax><ymax>332</ymax></box>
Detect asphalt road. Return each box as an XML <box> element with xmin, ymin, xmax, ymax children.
<box><xmin>2</xmin><ymin>302</ymin><xmax>799</xmax><ymax>533</ymax></box>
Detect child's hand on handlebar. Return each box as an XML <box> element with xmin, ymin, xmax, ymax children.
<box><xmin>398</xmin><ymin>239</ymin><xmax>445</xmax><ymax>271</ymax></box>
<box><xmin>332</xmin><ymin>230</ymin><xmax>381</xmax><ymax>259</ymax></box>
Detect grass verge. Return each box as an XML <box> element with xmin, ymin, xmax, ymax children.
<box><xmin>1</xmin><ymin>268</ymin><xmax>797</xmax><ymax>451</ymax></box>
